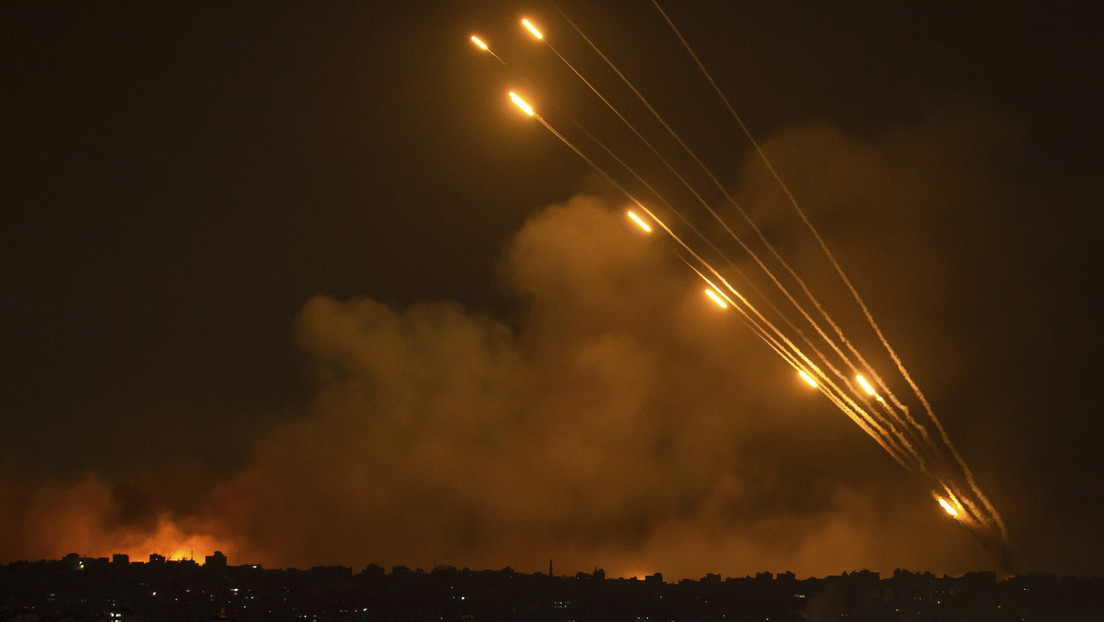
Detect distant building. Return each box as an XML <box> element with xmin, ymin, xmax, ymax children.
<box><xmin>113</xmin><ymin>553</ymin><xmax>130</xmax><ymax>565</ymax></box>
<box><xmin>149</xmin><ymin>553</ymin><xmax>165</xmax><ymax>564</ymax></box>
<box><xmin>205</xmin><ymin>550</ymin><xmax>228</xmax><ymax>568</ymax></box>
<box><xmin>361</xmin><ymin>563</ymin><xmax>385</xmax><ymax>578</ymax></box>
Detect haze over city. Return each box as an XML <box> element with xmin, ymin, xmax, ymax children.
<box><xmin>3</xmin><ymin>0</ymin><xmax>1102</xmax><ymax>580</ymax></box>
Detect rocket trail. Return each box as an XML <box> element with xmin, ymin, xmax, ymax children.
<box><xmin>687</xmin><ymin>262</ymin><xmax>918</xmax><ymax>473</ymax></box>
<box><xmin>646</xmin><ymin>1</ymin><xmax>1010</xmax><ymax>561</ymax></box>
<box><xmin>626</xmin><ymin>210</ymin><xmax>652</xmax><ymax>233</ymax></box>
<box><xmin>470</xmin><ymin>35</ymin><xmax>506</xmax><ymax>64</ymax></box>
<box><xmin>509</xmin><ymin>91</ymin><xmax>535</xmax><ymax>116</ymax></box>
<box><xmin>523</xmin><ymin>12</ymin><xmax>867</xmax><ymax>415</ymax></box>
<box><xmin>477</xmin><ymin>2</ymin><xmax>1010</xmax><ymax>573</ymax></box>
<box><xmin>521</xmin><ymin>18</ymin><xmax>543</xmax><ymax>39</ymax></box>
<box><xmin>547</xmin><ymin>3</ymin><xmax>906</xmax><ymax>417</ymax></box>
<box><xmin>651</xmin><ymin>0</ymin><xmax>943</xmax><ymax>463</ymax></box>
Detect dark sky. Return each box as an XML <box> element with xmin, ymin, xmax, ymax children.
<box><xmin>2</xmin><ymin>1</ymin><xmax>1102</xmax><ymax>578</ymax></box>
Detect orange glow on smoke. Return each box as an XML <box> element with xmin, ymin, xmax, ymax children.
<box><xmin>115</xmin><ymin>516</ymin><xmax>232</xmax><ymax>564</ymax></box>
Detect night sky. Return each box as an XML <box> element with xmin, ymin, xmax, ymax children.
<box><xmin>3</xmin><ymin>1</ymin><xmax>1102</xmax><ymax>579</ymax></box>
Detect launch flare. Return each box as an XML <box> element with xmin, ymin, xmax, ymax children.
<box><xmin>509</xmin><ymin>92</ymin><xmax>535</xmax><ymax>116</ymax></box>
<box><xmin>522</xmin><ymin>18</ymin><xmax>543</xmax><ymax>39</ymax></box>
<box><xmin>627</xmin><ymin>210</ymin><xmax>652</xmax><ymax>232</ymax></box>
<box><xmin>939</xmin><ymin>497</ymin><xmax>959</xmax><ymax>517</ymax></box>
<box><xmin>705</xmin><ymin>288</ymin><xmax>727</xmax><ymax>309</ymax></box>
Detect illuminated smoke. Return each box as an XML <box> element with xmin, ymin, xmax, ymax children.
<box><xmin>472</xmin><ymin>3</ymin><xmax>1011</xmax><ymax>573</ymax></box>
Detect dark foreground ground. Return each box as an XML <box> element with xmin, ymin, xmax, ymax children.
<box><xmin>3</xmin><ymin>555</ymin><xmax>1101</xmax><ymax>621</ymax></box>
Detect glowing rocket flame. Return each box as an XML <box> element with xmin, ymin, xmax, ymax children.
<box><xmin>470</xmin><ymin>35</ymin><xmax>490</xmax><ymax>51</ymax></box>
<box><xmin>855</xmin><ymin>374</ymin><xmax>876</xmax><ymax>396</ymax></box>
<box><xmin>627</xmin><ymin>210</ymin><xmax>652</xmax><ymax>232</ymax></box>
<box><xmin>522</xmin><ymin>18</ymin><xmax>543</xmax><ymax>39</ymax></box>
<box><xmin>939</xmin><ymin>497</ymin><xmax>959</xmax><ymax>517</ymax></box>
<box><xmin>509</xmin><ymin>92</ymin><xmax>535</xmax><ymax>116</ymax></box>
<box><xmin>704</xmin><ymin>288</ymin><xmax>727</xmax><ymax>309</ymax></box>
<box><xmin>473</xmin><ymin>5</ymin><xmax>1012</xmax><ymax>574</ymax></box>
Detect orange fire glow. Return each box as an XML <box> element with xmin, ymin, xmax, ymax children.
<box><xmin>115</xmin><ymin>515</ymin><xmax>232</xmax><ymax>564</ymax></box>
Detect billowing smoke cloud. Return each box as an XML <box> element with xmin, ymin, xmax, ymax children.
<box><xmin>1</xmin><ymin>107</ymin><xmax>1015</xmax><ymax>577</ymax></box>
<box><xmin>199</xmin><ymin>101</ymin><xmax>1010</xmax><ymax>576</ymax></box>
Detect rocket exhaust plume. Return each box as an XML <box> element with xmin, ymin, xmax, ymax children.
<box><xmin>627</xmin><ymin>210</ymin><xmax>652</xmax><ymax>232</ymax></box>
<box><xmin>522</xmin><ymin>18</ymin><xmax>543</xmax><ymax>39</ymax></box>
<box><xmin>470</xmin><ymin>35</ymin><xmax>505</xmax><ymax>64</ymax></box>
<box><xmin>468</xmin><ymin>1</ymin><xmax>1012</xmax><ymax>575</ymax></box>
<box><xmin>509</xmin><ymin>92</ymin><xmax>535</xmax><ymax>116</ymax></box>
<box><xmin>705</xmin><ymin>288</ymin><xmax>728</xmax><ymax>309</ymax></box>
<box><xmin>939</xmin><ymin>497</ymin><xmax>959</xmax><ymax>517</ymax></box>
<box><xmin>799</xmin><ymin>370</ymin><xmax>818</xmax><ymax>388</ymax></box>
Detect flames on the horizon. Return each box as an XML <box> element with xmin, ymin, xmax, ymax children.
<box><xmin>111</xmin><ymin>515</ymin><xmax>232</xmax><ymax>563</ymax></box>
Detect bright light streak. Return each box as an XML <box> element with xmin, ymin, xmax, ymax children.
<box><xmin>470</xmin><ymin>35</ymin><xmax>489</xmax><ymax>51</ymax></box>
<box><xmin>855</xmin><ymin>374</ymin><xmax>876</xmax><ymax>396</ymax></box>
<box><xmin>627</xmin><ymin>210</ymin><xmax>652</xmax><ymax>232</ymax></box>
<box><xmin>704</xmin><ymin>288</ymin><xmax>727</xmax><ymax>309</ymax></box>
<box><xmin>522</xmin><ymin>18</ymin><xmax>543</xmax><ymax>39</ymax></box>
<box><xmin>509</xmin><ymin>92</ymin><xmax>534</xmax><ymax>116</ymax></box>
<box><xmin>799</xmin><ymin>370</ymin><xmax>818</xmax><ymax>388</ymax></box>
<box><xmin>939</xmin><ymin>497</ymin><xmax>959</xmax><ymax>517</ymax></box>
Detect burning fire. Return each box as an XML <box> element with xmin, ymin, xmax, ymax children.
<box><xmin>116</xmin><ymin>515</ymin><xmax>231</xmax><ymax>563</ymax></box>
